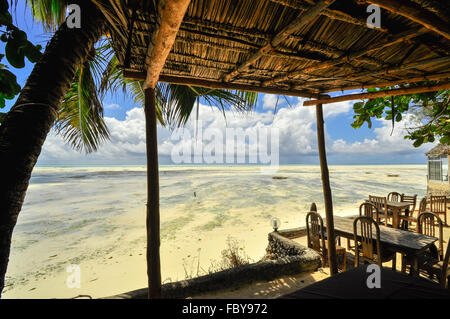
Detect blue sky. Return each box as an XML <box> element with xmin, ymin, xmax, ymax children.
<box><xmin>2</xmin><ymin>2</ymin><xmax>433</xmax><ymax>165</ymax></box>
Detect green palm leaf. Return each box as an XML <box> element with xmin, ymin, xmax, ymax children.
<box><xmin>25</xmin><ymin>0</ymin><xmax>68</xmax><ymax>31</ymax></box>
<box><xmin>55</xmin><ymin>61</ymin><xmax>110</xmax><ymax>153</ymax></box>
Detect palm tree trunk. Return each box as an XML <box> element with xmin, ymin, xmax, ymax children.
<box><xmin>0</xmin><ymin>1</ymin><xmax>105</xmax><ymax>295</ymax></box>
<box><xmin>144</xmin><ymin>88</ymin><xmax>162</xmax><ymax>298</ymax></box>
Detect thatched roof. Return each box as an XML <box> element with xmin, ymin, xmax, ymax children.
<box><xmin>102</xmin><ymin>0</ymin><xmax>450</xmax><ymax>97</ymax></box>
<box><xmin>426</xmin><ymin>143</ymin><xmax>450</xmax><ymax>156</ymax></box>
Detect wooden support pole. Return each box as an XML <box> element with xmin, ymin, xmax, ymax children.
<box><xmin>303</xmin><ymin>81</ymin><xmax>450</xmax><ymax>106</ymax></box>
<box><xmin>366</xmin><ymin>0</ymin><xmax>450</xmax><ymax>41</ymax></box>
<box><xmin>123</xmin><ymin>71</ymin><xmax>324</xmax><ymax>99</ymax></box>
<box><xmin>144</xmin><ymin>88</ymin><xmax>161</xmax><ymax>299</ymax></box>
<box><xmin>144</xmin><ymin>0</ymin><xmax>192</xmax><ymax>89</ymax></box>
<box><xmin>140</xmin><ymin>0</ymin><xmax>190</xmax><ymax>299</ymax></box>
<box><xmin>315</xmin><ymin>104</ymin><xmax>338</xmax><ymax>276</ymax></box>
<box><xmin>222</xmin><ymin>0</ymin><xmax>335</xmax><ymax>82</ymax></box>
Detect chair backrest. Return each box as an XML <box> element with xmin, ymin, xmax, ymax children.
<box><xmin>417</xmin><ymin>212</ymin><xmax>444</xmax><ymax>261</ymax></box>
<box><xmin>353</xmin><ymin>216</ymin><xmax>382</xmax><ymax>267</ymax></box>
<box><xmin>418</xmin><ymin>197</ymin><xmax>428</xmax><ymax>214</ymax></box>
<box><xmin>441</xmin><ymin>237</ymin><xmax>450</xmax><ymax>288</ymax></box>
<box><xmin>430</xmin><ymin>196</ymin><xmax>447</xmax><ymax>214</ymax></box>
<box><xmin>401</xmin><ymin>194</ymin><xmax>417</xmax><ymax>214</ymax></box>
<box><xmin>387</xmin><ymin>192</ymin><xmax>402</xmax><ymax>202</ymax></box>
<box><xmin>359</xmin><ymin>202</ymin><xmax>380</xmax><ymax>224</ymax></box>
<box><xmin>369</xmin><ymin>196</ymin><xmax>388</xmax><ymax>216</ymax></box>
<box><xmin>306</xmin><ymin>211</ymin><xmax>325</xmax><ymax>256</ymax></box>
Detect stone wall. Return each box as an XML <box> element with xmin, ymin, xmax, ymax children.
<box><xmin>427</xmin><ymin>180</ymin><xmax>450</xmax><ymax>197</ymax></box>
<box><xmin>265</xmin><ymin>229</ymin><xmax>310</xmax><ymax>259</ymax></box>
<box><xmin>105</xmin><ymin>228</ymin><xmax>321</xmax><ymax>299</ymax></box>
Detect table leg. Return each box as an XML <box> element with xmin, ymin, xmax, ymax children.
<box><xmin>393</xmin><ymin>207</ymin><xmax>400</xmax><ymax>229</ymax></box>
<box><xmin>411</xmin><ymin>256</ymin><xmax>420</xmax><ymax>278</ymax></box>
<box><xmin>401</xmin><ymin>208</ymin><xmax>409</xmax><ymax>230</ymax></box>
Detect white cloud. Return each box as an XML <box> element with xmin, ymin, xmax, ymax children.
<box><xmin>37</xmin><ymin>99</ymin><xmax>429</xmax><ymax>165</ymax></box>
<box><xmin>330</xmin><ymin>114</ymin><xmax>431</xmax><ymax>155</ymax></box>
<box><xmin>262</xmin><ymin>94</ymin><xmax>281</xmax><ymax>110</ymax></box>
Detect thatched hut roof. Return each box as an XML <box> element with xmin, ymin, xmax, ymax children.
<box><xmin>426</xmin><ymin>143</ymin><xmax>450</xmax><ymax>156</ymax></box>
<box><xmin>102</xmin><ymin>0</ymin><xmax>450</xmax><ymax>97</ymax></box>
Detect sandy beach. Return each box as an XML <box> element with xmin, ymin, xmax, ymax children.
<box><xmin>3</xmin><ymin>164</ymin><xmax>427</xmax><ymax>298</ymax></box>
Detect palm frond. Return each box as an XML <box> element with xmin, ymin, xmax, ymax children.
<box><xmin>158</xmin><ymin>84</ymin><xmax>258</xmax><ymax>128</ymax></box>
<box><xmin>99</xmin><ymin>49</ymin><xmax>166</xmax><ymax>124</ymax></box>
<box><xmin>24</xmin><ymin>0</ymin><xmax>69</xmax><ymax>31</ymax></box>
<box><xmin>55</xmin><ymin>62</ymin><xmax>110</xmax><ymax>153</ymax></box>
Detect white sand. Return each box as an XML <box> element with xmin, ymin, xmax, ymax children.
<box><xmin>3</xmin><ymin>165</ymin><xmax>427</xmax><ymax>298</ymax></box>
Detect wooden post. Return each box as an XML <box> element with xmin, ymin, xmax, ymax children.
<box><xmin>315</xmin><ymin>104</ymin><xmax>338</xmax><ymax>275</ymax></box>
<box><xmin>144</xmin><ymin>88</ymin><xmax>162</xmax><ymax>298</ymax></box>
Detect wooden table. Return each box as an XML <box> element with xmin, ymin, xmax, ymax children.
<box><xmin>366</xmin><ymin>199</ymin><xmax>410</xmax><ymax>229</ymax></box>
<box><xmin>328</xmin><ymin>216</ymin><xmax>438</xmax><ymax>277</ymax></box>
<box><xmin>386</xmin><ymin>201</ymin><xmax>411</xmax><ymax>229</ymax></box>
<box><xmin>280</xmin><ymin>265</ymin><xmax>450</xmax><ymax>299</ymax></box>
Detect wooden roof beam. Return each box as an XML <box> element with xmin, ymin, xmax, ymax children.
<box><xmin>321</xmin><ymin>72</ymin><xmax>450</xmax><ymax>93</ymax></box>
<box><xmin>270</xmin><ymin>0</ymin><xmax>389</xmax><ymax>32</ymax></box>
<box><xmin>263</xmin><ymin>27</ymin><xmax>428</xmax><ymax>86</ymax></box>
<box><xmin>299</xmin><ymin>56</ymin><xmax>450</xmax><ymax>86</ymax></box>
<box><xmin>174</xmin><ymin>30</ymin><xmax>383</xmax><ymax>66</ymax></box>
<box><xmin>303</xmin><ymin>81</ymin><xmax>450</xmax><ymax>106</ymax></box>
<box><xmin>222</xmin><ymin>0</ymin><xmax>335</xmax><ymax>83</ymax></box>
<box><xmin>346</xmin><ymin>56</ymin><xmax>450</xmax><ymax>81</ymax></box>
<box><xmin>366</xmin><ymin>0</ymin><xmax>450</xmax><ymax>41</ymax></box>
<box><xmin>123</xmin><ymin>71</ymin><xmax>324</xmax><ymax>99</ymax></box>
<box><xmin>143</xmin><ymin>0</ymin><xmax>191</xmax><ymax>89</ymax></box>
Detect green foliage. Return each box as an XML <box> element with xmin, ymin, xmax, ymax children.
<box><xmin>55</xmin><ymin>61</ymin><xmax>110</xmax><ymax>153</ymax></box>
<box><xmin>25</xmin><ymin>0</ymin><xmax>68</xmax><ymax>31</ymax></box>
<box><xmin>0</xmin><ymin>0</ymin><xmax>42</xmax><ymax>119</ymax></box>
<box><xmin>351</xmin><ymin>83</ymin><xmax>449</xmax><ymax>147</ymax></box>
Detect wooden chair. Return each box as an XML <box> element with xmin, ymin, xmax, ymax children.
<box><xmin>423</xmin><ymin>236</ymin><xmax>450</xmax><ymax>288</ymax></box>
<box><xmin>399</xmin><ymin>194</ymin><xmax>418</xmax><ymax>231</ymax></box>
<box><xmin>440</xmin><ymin>237</ymin><xmax>450</xmax><ymax>288</ymax></box>
<box><xmin>418</xmin><ymin>197</ymin><xmax>428</xmax><ymax>214</ymax></box>
<box><xmin>353</xmin><ymin>216</ymin><xmax>396</xmax><ymax>270</ymax></box>
<box><xmin>347</xmin><ymin>202</ymin><xmax>380</xmax><ymax>250</ymax></box>
<box><xmin>401</xmin><ymin>194</ymin><xmax>417</xmax><ymax>215</ymax></box>
<box><xmin>418</xmin><ymin>212</ymin><xmax>444</xmax><ymax>262</ymax></box>
<box><xmin>359</xmin><ymin>202</ymin><xmax>379</xmax><ymax>220</ymax></box>
<box><xmin>402</xmin><ymin>212</ymin><xmax>444</xmax><ymax>275</ymax></box>
<box><xmin>430</xmin><ymin>195</ymin><xmax>448</xmax><ymax>226</ymax></box>
<box><xmin>387</xmin><ymin>192</ymin><xmax>402</xmax><ymax>202</ymax></box>
<box><xmin>306</xmin><ymin>211</ymin><xmax>346</xmax><ymax>271</ymax></box>
<box><xmin>368</xmin><ymin>195</ymin><xmax>391</xmax><ymax>226</ymax></box>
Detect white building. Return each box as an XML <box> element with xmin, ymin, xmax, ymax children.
<box><xmin>426</xmin><ymin>144</ymin><xmax>450</xmax><ymax>196</ymax></box>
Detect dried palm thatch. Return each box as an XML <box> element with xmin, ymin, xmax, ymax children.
<box><xmin>426</xmin><ymin>143</ymin><xmax>450</xmax><ymax>156</ymax></box>
<box><xmin>103</xmin><ymin>0</ymin><xmax>449</xmax><ymax>97</ymax></box>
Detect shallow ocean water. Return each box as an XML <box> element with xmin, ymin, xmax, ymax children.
<box><xmin>4</xmin><ymin>164</ymin><xmax>427</xmax><ymax>298</ymax></box>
